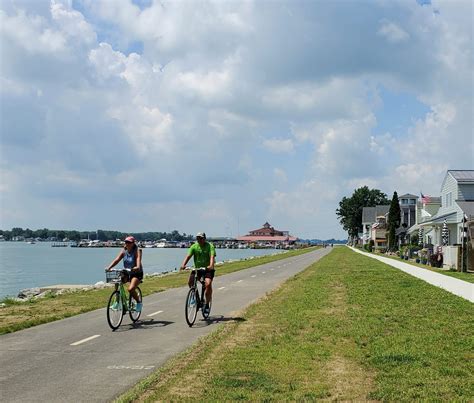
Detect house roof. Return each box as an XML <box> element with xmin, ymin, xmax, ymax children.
<box><xmin>362</xmin><ymin>205</ymin><xmax>390</xmax><ymax>223</ymax></box>
<box><xmin>376</xmin><ymin>205</ymin><xmax>390</xmax><ymax>217</ymax></box>
<box><xmin>399</xmin><ymin>193</ymin><xmax>418</xmax><ymax>199</ymax></box>
<box><xmin>441</xmin><ymin>170</ymin><xmax>474</xmax><ymax>190</ymax></box>
<box><xmin>362</xmin><ymin>207</ymin><xmax>375</xmax><ymax>223</ymax></box>
<box><xmin>236</xmin><ymin>235</ymin><xmax>297</xmax><ymax>242</ymax></box>
<box><xmin>419</xmin><ymin>211</ymin><xmax>458</xmax><ymax>226</ymax></box>
<box><xmin>449</xmin><ymin>170</ymin><xmax>474</xmax><ymax>182</ymax></box>
<box><xmin>456</xmin><ymin>201</ymin><xmax>474</xmax><ymax>219</ymax></box>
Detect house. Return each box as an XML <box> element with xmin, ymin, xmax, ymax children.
<box><xmin>408</xmin><ymin>196</ymin><xmax>441</xmax><ymax>245</ymax></box>
<box><xmin>236</xmin><ymin>222</ymin><xmax>297</xmax><ymax>246</ymax></box>
<box><xmin>417</xmin><ymin>170</ymin><xmax>474</xmax><ymax>245</ymax></box>
<box><xmin>362</xmin><ymin>205</ymin><xmax>390</xmax><ymax>247</ymax></box>
<box><xmin>415</xmin><ymin>170</ymin><xmax>474</xmax><ymax>270</ymax></box>
<box><xmin>396</xmin><ymin>194</ymin><xmax>418</xmax><ymax>244</ymax></box>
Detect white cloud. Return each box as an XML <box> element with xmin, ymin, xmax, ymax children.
<box><xmin>51</xmin><ymin>0</ymin><xmax>96</xmax><ymax>44</ymax></box>
<box><xmin>1</xmin><ymin>0</ymin><xmax>472</xmax><ymax>239</ymax></box>
<box><xmin>273</xmin><ymin>168</ymin><xmax>288</xmax><ymax>183</ymax></box>
<box><xmin>378</xmin><ymin>19</ymin><xmax>410</xmax><ymax>43</ymax></box>
<box><xmin>0</xmin><ymin>9</ymin><xmax>66</xmax><ymax>54</ymax></box>
<box><xmin>175</xmin><ymin>69</ymin><xmax>231</xmax><ymax>101</ymax></box>
<box><xmin>262</xmin><ymin>138</ymin><xmax>294</xmax><ymax>154</ymax></box>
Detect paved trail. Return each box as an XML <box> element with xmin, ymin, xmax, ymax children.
<box><xmin>350</xmin><ymin>247</ymin><xmax>474</xmax><ymax>302</ymax></box>
<box><xmin>0</xmin><ymin>248</ymin><xmax>331</xmax><ymax>403</ymax></box>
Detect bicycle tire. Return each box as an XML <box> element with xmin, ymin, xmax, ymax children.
<box><xmin>129</xmin><ymin>286</ymin><xmax>142</xmax><ymax>323</ymax></box>
<box><xmin>202</xmin><ymin>299</ymin><xmax>212</xmax><ymax>319</ymax></box>
<box><xmin>185</xmin><ymin>288</ymin><xmax>198</xmax><ymax>327</ymax></box>
<box><xmin>107</xmin><ymin>290</ymin><xmax>123</xmax><ymax>330</ymax></box>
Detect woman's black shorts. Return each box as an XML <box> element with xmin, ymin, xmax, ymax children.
<box><xmin>121</xmin><ymin>269</ymin><xmax>144</xmax><ymax>283</ymax></box>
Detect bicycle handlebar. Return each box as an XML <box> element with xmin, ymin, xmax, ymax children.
<box><xmin>105</xmin><ymin>268</ymin><xmax>133</xmax><ymax>272</ymax></box>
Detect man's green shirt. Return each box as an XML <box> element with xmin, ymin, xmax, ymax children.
<box><xmin>187</xmin><ymin>241</ymin><xmax>216</xmax><ymax>268</ymax></box>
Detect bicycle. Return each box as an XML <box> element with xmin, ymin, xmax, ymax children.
<box><xmin>184</xmin><ymin>268</ymin><xmax>212</xmax><ymax>327</ymax></box>
<box><xmin>105</xmin><ymin>269</ymin><xmax>143</xmax><ymax>330</ymax></box>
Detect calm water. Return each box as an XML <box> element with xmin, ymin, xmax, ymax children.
<box><xmin>0</xmin><ymin>242</ymin><xmax>282</xmax><ymax>298</ymax></box>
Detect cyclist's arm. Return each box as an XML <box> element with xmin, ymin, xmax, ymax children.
<box><xmin>207</xmin><ymin>254</ymin><xmax>215</xmax><ymax>270</ymax></box>
<box><xmin>180</xmin><ymin>254</ymin><xmax>192</xmax><ymax>270</ymax></box>
<box><xmin>106</xmin><ymin>250</ymin><xmax>124</xmax><ymax>271</ymax></box>
<box><xmin>132</xmin><ymin>248</ymin><xmax>143</xmax><ymax>271</ymax></box>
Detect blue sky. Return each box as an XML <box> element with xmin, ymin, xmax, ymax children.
<box><xmin>0</xmin><ymin>0</ymin><xmax>472</xmax><ymax>239</ymax></box>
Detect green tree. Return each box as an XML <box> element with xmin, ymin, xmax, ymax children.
<box><xmin>336</xmin><ymin>186</ymin><xmax>390</xmax><ymax>239</ymax></box>
<box><xmin>11</xmin><ymin>227</ymin><xmax>24</xmax><ymax>237</ymax></box>
<box><xmin>387</xmin><ymin>191</ymin><xmax>401</xmax><ymax>251</ymax></box>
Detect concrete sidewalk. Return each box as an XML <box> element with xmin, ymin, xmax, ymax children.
<box><xmin>350</xmin><ymin>247</ymin><xmax>474</xmax><ymax>303</ymax></box>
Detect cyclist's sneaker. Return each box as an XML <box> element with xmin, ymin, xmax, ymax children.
<box><xmin>203</xmin><ymin>303</ymin><xmax>211</xmax><ymax>316</ymax></box>
<box><xmin>111</xmin><ymin>302</ymin><xmax>120</xmax><ymax>310</ymax></box>
<box><xmin>135</xmin><ymin>302</ymin><xmax>142</xmax><ymax>312</ymax></box>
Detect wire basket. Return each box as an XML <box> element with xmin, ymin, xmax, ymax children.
<box><xmin>105</xmin><ymin>270</ymin><xmax>122</xmax><ymax>283</ymax></box>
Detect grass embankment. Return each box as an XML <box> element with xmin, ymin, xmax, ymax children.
<box><xmin>0</xmin><ymin>247</ymin><xmax>318</xmax><ymax>335</ymax></box>
<box><xmin>119</xmin><ymin>246</ymin><xmax>473</xmax><ymax>402</ymax></box>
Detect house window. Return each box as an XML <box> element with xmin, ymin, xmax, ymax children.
<box><xmin>401</xmin><ymin>199</ymin><xmax>408</xmax><ymax>205</ymax></box>
<box><xmin>409</xmin><ymin>199</ymin><xmax>416</xmax><ymax>205</ymax></box>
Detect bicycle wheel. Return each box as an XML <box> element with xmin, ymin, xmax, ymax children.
<box><xmin>107</xmin><ymin>291</ymin><xmax>123</xmax><ymax>330</ymax></box>
<box><xmin>202</xmin><ymin>299</ymin><xmax>212</xmax><ymax>319</ymax></box>
<box><xmin>129</xmin><ymin>286</ymin><xmax>142</xmax><ymax>323</ymax></box>
<box><xmin>185</xmin><ymin>288</ymin><xmax>198</xmax><ymax>327</ymax></box>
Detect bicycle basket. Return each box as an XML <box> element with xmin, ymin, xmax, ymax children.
<box><xmin>105</xmin><ymin>271</ymin><xmax>121</xmax><ymax>283</ymax></box>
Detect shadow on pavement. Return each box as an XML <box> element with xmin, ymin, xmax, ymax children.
<box><xmin>192</xmin><ymin>315</ymin><xmax>246</xmax><ymax>328</ymax></box>
<box><xmin>113</xmin><ymin>319</ymin><xmax>174</xmax><ymax>331</ymax></box>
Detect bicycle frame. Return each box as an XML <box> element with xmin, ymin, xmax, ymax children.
<box><xmin>191</xmin><ymin>268</ymin><xmax>207</xmax><ymax>306</ymax></box>
<box><xmin>115</xmin><ymin>282</ymin><xmax>129</xmax><ymax>310</ymax></box>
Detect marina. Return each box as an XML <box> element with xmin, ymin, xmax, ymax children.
<box><xmin>0</xmin><ymin>241</ymin><xmax>284</xmax><ymax>299</ymax></box>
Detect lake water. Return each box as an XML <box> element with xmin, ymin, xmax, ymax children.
<box><xmin>0</xmin><ymin>242</ymin><xmax>282</xmax><ymax>299</ymax></box>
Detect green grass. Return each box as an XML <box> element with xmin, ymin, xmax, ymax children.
<box><xmin>119</xmin><ymin>247</ymin><xmax>473</xmax><ymax>402</ymax></box>
<box><xmin>0</xmin><ymin>247</ymin><xmax>317</xmax><ymax>335</ymax></box>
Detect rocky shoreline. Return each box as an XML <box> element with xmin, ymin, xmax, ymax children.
<box><xmin>2</xmin><ymin>255</ymin><xmax>264</xmax><ymax>306</ymax></box>
<box><xmin>2</xmin><ymin>269</ymin><xmax>180</xmax><ymax>305</ymax></box>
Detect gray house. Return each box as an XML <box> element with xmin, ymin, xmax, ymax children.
<box><xmin>397</xmin><ymin>194</ymin><xmax>418</xmax><ymax>244</ymax></box>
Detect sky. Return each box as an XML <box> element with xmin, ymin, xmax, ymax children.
<box><xmin>0</xmin><ymin>0</ymin><xmax>472</xmax><ymax>239</ymax></box>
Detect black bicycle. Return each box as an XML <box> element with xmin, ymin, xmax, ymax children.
<box><xmin>185</xmin><ymin>268</ymin><xmax>212</xmax><ymax>327</ymax></box>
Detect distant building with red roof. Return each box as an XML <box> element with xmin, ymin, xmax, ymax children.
<box><xmin>236</xmin><ymin>222</ymin><xmax>298</xmax><ymax>244</ymax></box>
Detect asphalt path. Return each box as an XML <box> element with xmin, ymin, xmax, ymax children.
<box><xmin>0</xmin><ymin>247</ymin><xmax>332</xmax><ymax>402</ymax></box>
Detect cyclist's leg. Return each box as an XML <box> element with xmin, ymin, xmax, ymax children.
<box><xmin>188</xmin><ymin>271</ymin><xmax>195</xmax><ymax>288</ymax></box>
<box><xmin>204</xmin><ymin>271</ymin><xmax>214</xmax><ymax>303</ymax></box>
<box><xmin>128</xmin><ymin>277</ymin><xmax>141</xmax><ymax>301</ymax></box>
<box><xmin>204</xmin><ymin>277</ymin><xmax>213</xmax><ymax>303</ymax></box>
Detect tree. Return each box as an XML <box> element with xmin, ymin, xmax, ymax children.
<box><xmin>336</xmin><ymin>186</ymin><xmax>390</xmax><ymax>239</ymax></box>
<box><xmin>387</xmin><ymin>191</ymin><xmax>401</xmax><ymax>251</ymax></box>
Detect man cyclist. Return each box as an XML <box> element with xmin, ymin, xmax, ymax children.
<box><xmin>180</xmin><ymin>232</ymin><xmax>216</xmax><ymax>316</ymax></box>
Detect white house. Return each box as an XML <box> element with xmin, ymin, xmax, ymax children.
<box><xmin>418</xmin><ymin>170</ymin><xmax>474</xmax><ymax>247</ymax></box>
<box><xmin>362</xmin><ymin>205</ymin><xmax>390</xmax><ymax>247</ymax></box>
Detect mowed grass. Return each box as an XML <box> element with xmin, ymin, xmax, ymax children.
<box><xmin>119</xmin><ymin>246</ymin><xmax>474</xmax><ymax>402</ymax></box>
<box><xmin>0</xmin><ymin>247</ymin><xmax>317</xmax><ymax>335</ymax></box>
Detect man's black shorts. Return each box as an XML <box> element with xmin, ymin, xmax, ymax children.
<box><xmin>191</xmin><ymin>268</ymin><xmax>215</xmax><ymax>282</ymax></box>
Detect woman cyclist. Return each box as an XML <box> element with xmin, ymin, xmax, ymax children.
<box><xmin>105</xmin><ymin>236</ymin><xmax>143</xmax><ymax>312</ymax></box>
